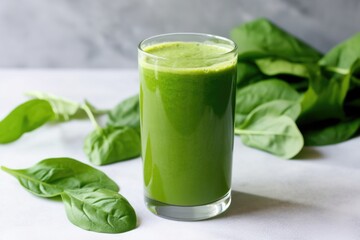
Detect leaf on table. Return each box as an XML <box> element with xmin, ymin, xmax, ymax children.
<box><xmin>61</xmin><ymin>188</ymin><xmax>137</xmax><ymax>233</ymax></box>
<box><xmin>1</xmin><ymin>157</ymin><xmax>119</xmax><ymax>197</ymax></box>
<box><xmin>235</xmin><ymin>79</ymin><xmax>300</xmax><ymax>125</ymax></box>
<box><xmin>0</xmin><ymin>99</ymin><xmax>54</xmax><ymax>144</ymax></box>
<box><xmin>26</xmin><ymin>91</ymin><xmax>106</xmax><ymax>121</ymax></box>
<box><xmin>84</xmin><ymin>126</ymin><xmax>141</xmax><ymax>166</ymax></box>
<box><xmin>107</xmin><ymin>95</ymin><xmax>140</xmax><ymax>132</ymax></box>
<box><xmin>235</xmin><ymin>100</ymin><xmax>303</xmax><ymax>159</ymax></box>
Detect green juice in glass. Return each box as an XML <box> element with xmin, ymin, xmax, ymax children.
<box><xmin>139</xmin><ymin>34</ymin><xmax>237</xmax><ymax>220</ymax></box>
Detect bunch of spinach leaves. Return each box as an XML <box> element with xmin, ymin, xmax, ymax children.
<box><xmin>1</xmin><ymin>158</ymin><xmax>137</xmax><ymax>233</ymax></box>
<box><xmin>0</xmin><ymin>95</ymin><xmax>140</xmax><ymax>232</ymax></box>
<box><xmin>0</xmin><ymin>93</ymin><xmax>141</xmax><ymax>165</ymax></box>
<box><xmin>230</xmin><ymin>18</ymin><xmax>360</xmax><ymax>158</ymax></box>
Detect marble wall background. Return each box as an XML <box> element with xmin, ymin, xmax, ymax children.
<box><xmin>0</xmin><ymin>0</ymin><xmax>359</xmax><ymax>68</ymax></box>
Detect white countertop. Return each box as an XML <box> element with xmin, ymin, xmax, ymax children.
<box><xmin>0</xmin><ymin>70</ymin><xmax>359</xmax><ymax>240</ymax></box>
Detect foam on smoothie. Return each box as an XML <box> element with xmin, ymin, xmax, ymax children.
<box><xmin>140</xmin><ymin>41</ymin><xmax>236</xmax><ymax>72</ymax></box>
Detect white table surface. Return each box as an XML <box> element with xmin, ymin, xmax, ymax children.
<box><xmin>0</xmin><ymin>70</ymin><xmax>359</xmax><ymax>240</ymax></box>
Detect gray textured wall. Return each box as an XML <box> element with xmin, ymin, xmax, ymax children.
<box><xmin>0</xmin><ymin>0</ymin><xmax>359</xmax><ymax>68</ymax></box>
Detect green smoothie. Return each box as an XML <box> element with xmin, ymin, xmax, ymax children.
<box><xmin>139</xmin><ymin>41</ymin><xmax>237</xmax><ymax>206</ymax></box>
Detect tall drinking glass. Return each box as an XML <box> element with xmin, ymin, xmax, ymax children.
<box><xmin>138</xmin><ymin>33</ymin><xmax>237</xmax><ymax>220</ymax></box>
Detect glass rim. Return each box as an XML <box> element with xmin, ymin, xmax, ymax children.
<box><xmin>138</xmin><ymin>32</ymin><xmax>238</xmax><ymax>61</ymax></box>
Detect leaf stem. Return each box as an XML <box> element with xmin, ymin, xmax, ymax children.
<box><xmin>83</xmin><ymin>100</ymin><xmax>110</xmax><ymax>116</ymax></box>
<box><xmin>82</xmin><ymin>103</ymin><xmax>101</xmax><ymax>129</ymax></box>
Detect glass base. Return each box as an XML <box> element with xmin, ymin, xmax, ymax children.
<box><xmin>145</xmin><ymin>191</ymin><xmax>231</xmax><ymax>221</ymax></box>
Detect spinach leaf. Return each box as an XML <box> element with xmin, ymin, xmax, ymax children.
<box><xmin>2</xmin><ymin>158</ymin><xmax>136</xmax><ymax>233</ymax></box>
<box><xmin>0</xmin><ymin>99</ymin><xmax>54</xmax><ymax>144</ymax></box>
<box><xmin>235</xmin><ymin>100</ymin><xmax>303</xmax><ymax>159</ymax></box>
<box><xmin>84</xmin><ymin>126</ymin><xmax>141</xmax><ymax>166</ymax></box>
<box><xmin>1</xmin><ymin>157</ymin><xmax>119</xmax><ymax>197</ymax></box>
<box><xmin>0</xmin><ymin>93</ymin><xmax>108</xmax><ymax>145</ymax></box>
<box><xmin>26</xmin><ymin>92</ymin><xmax>82</xmax><ymax>121</ymax></box>
<box><xmin>82</xmin><ymin>100</ymin><xmax>141</xmax><ymax>166</ymax></box>
<box><xmin>26</xmin><ymin>92</ymin><xmax>107</xmax><ymax>121</ymax></box>
<box><xmin>107</xmin><ymin>95</ymin><xmax>140</xmax><ymax>131</ymax></box>
<box><xmin>235</xmin><ymin>79</ymin><xmax>300</xmax><ymax>125</ymax></box>
<box><xmin>61</xmin><ymin>188</ymin><xmax>137</xmax><ymax>233</ymax></box>
<box><xmin>231</xmin><ymin>18</ymin><xmax>322</xmax><ymax>62</ymax></box>
<box><xmin>302</xmin><ymin>118</ymin><xmax>360</xmax><ymax>146</ymax></box>
<box><xmin>242</xmin><ymin>99</ymin><xmax>301</xmax><ymax>122</ymax></box>
<box><xmin>298</xmin><ymin>65</ymin><xmax>351</xmax><ymax>124</ymax></box>
<box><xmin>319</xmin><ymin>33</ymin><xmax>360</xmax><ymax>69</ymax></box>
